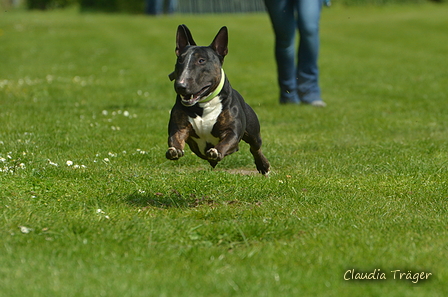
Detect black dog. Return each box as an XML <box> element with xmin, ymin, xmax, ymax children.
<box><xmin>166</xmin><ymin>25</ymin><xmax>270</xmax><ymax>175</ymax></box>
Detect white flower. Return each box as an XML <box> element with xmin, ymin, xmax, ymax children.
<box><xmin>0</xmin><ymin>157</ymin><xmax>5</xmax><ymax>162</ymax></box>
<box><xmin>48</xmin><ymin>160</ymin><xmax>58</xmax><ymax>166</ymax></box>
<box><xmin>103</xmin><ymin>158</ymin><xmax>110</xmax><ymax>162</ymax></box>
<box><xmin>96</xmin><ymin>209</ymin><xmax>110</xmax><ymax>219</ymax></box>
<box><xmin>19</xmin><ymin>226</ymin><xmax>32</xmax><ymax>234</ymax></box>
<box><xmin>66</xmin><ymin>160</ymin><xmax>73</xmax><ymax>166</ymax></box>
<box><xmin>123</xmin><ymin>111</ymin><xmax>130</xmax><ymax>117</ymax></box>
<box><xmin>102</xmin><ymin>110</ymin><xmax>108</xmax><ymax>116</ymax></box>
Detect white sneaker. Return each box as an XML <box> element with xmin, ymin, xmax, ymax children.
<box><xmin>309</xmin><ymin>100</ymin><xmax>327</xmax><ymax>108</ymax></box>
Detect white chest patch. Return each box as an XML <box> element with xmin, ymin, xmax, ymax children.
<box><xmin>188</xmin><ymin>96</ymin><xmax>222</xmax><ymax>154</ymax></box>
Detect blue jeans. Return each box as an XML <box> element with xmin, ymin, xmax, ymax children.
<box><xmin>264</xmin><ymin>0</ymin><xmax>322</xmax><ymax>103</ymax></box>
<box><xmin>146</xmin><ymin>0</ymin><xmax>176</xmax><ymax>15</ymax></box>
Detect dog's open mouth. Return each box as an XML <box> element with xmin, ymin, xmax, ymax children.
<box><xmin>180</xmin><ymin>85</ymin><xmax>211</xmax><ymax>106</ymax></box>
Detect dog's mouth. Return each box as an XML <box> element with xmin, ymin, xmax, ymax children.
<box><xmin>179</xmin><ymin>85</ymin><xmax>211</xmax><ymax>106</ymax></box>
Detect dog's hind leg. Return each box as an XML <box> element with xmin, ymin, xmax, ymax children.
<box><xmin>242</xmin><ymin>132</ymin><xmax>270</xmax><ymax>175</ymax></box>
<box><xmin>250</xmin><ymin>143</ymin><xmax>270</xmax><ymax>175</ymax></box>
<box><xmin>242</xmin><ymin>106</ymin><xmax>270</xmax><ymax>175</ymax></box>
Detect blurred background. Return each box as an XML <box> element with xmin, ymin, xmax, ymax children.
<box><xmin>1</xmin><ymin>0</ymin><xmax>445</xmax><ymax>14</ymax></box>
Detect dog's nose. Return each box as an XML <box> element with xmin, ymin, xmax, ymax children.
<box><xmin>175</xmin><ymin>80</ymin><xmax>188</xmax><ymax>94</ymax></box>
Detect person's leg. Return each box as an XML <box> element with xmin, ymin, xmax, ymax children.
<box><xmin>264</xmin><ymin>0</ymin><xmax>299</xmax><ymax>104</ymax></box>
<box><xmin>146</xmin><ymin>0</ymin><xmax>163</xmax><ymax>15</ymax></box>
<box><xmin>166</xmin><ymin>0</ymin><xmax>176</xmax><ymax>14</ymax></box>
<box><xmin>295</xmin><ymin>0</ymin><xmax>324</xmax><ymax>105</ymax></box>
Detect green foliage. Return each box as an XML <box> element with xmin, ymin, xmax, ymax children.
<box><xmin>24</xmin><ymin>0</ymin><xmax>144</xmax><ymax>12</ymax></box>
<box><xmin>1</xmin><ymin>3</ymin><xmax>447</xmax><ymax>296</ymax></box>
<box><xmin>339</xmin><ymin>0</ymin><xmax>427</xmax><ymax>5</ymax></box>
<box><xmin>79</xmin><ymin>0</ymin><xmax>145</xmax><ymax>13</ymax></box>
<box><xmin>27</xmin><ymin>0</ymin><xmax>77</xmax><ymax>10</ymax></box>
<box><xmin>78</xmin><ymin>0</ymin><xmax>118</xmax><ymax>12</ymax></box>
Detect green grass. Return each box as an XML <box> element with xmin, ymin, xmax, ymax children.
<box><xmin>1</xmin><ymin>3</ymin><xmax>447</xmax><ymax>296</ymax></box>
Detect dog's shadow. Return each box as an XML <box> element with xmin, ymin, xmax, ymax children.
<box><xmin>126</xmin><ymin>189</ymin><xmax>216</xmax><ymax>209</ymax></box>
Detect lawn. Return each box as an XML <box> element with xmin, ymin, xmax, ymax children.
<box><xmin>0</xmin><ymin>3</ymin><xmax>447</xmax><ymax>296</ymax></box>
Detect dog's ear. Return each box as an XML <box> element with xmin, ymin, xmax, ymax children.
<box><xmin>175</xmin><ymin>24</ymin><xmax>196</xmax><ymax>57</ymax></box>
<box><xmin>168</xmin><ymin>71</ymin><xmax>176</xmax><ymax>81</ymax></box>
<box><xmin>210</xmin><ymin>26</ymin><xmax>228</xmax><ymax>61</ymax></box>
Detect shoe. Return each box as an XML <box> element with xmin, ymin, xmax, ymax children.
<box><xmin>301</xmin><ymin>99</ymin><xmax>327</xmax><ymax>107</ymax></box>
<box><xmin>298</xmin><ymin>91</ymin><xmax>325</xmax><ymax>107</ymax></box>
<box><xmin>300</xmin><ymin>99</ymin><xmax>326</xmax><ymax>107</ymax></box>
<box><xmin>309</xmin><ymin>100</ymin><xmax>327</xmax><ymax>107</ymax></box>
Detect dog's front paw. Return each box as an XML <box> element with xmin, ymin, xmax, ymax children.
<box><xmin>166</xmin><ymin>147</ymin><xmax>184</xmax><ymax>160</ymax></box>
<box><xmin>206</xmin><ymin>148</ymin><xmax>222</xmax><ymax>161</ymax></box>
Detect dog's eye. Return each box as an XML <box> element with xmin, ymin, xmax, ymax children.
<box><xmin>198</xmin><ymin>58</ymin><xmax>206</xmax><ymax>64</ymax></box>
